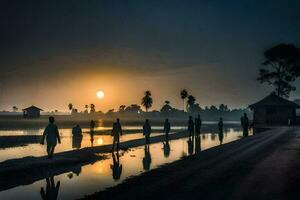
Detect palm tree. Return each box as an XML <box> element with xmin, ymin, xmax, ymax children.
<box><xmin>141</xmin><ymin>90</ymin><xmax>153</xmax><ymax>112</ymax></box>
<box><xmin>90</xmin><ymin>104</ymin><xmax>96</xmax><ymax>113</ymax></box>
<box><xmin>12</xmin><ymin>106</ymin><xmax>18</xmax><ymax>112</ymax></box>
<box><xmin>84</xmin><ymin>104</ymin><xmax>89</xmax><ymax>113</ymax></box>
<box><xmin>180</xmin><ymin>89</ymin><xmax>188</xmax><ymax>111</ymax></box>
<box><xmin>118</xmin><ymin>105</ymin><xmax>126</xmax><ymax>112</ymax></box>
<box><xmin>187</xmin><ymin>95</ymin><xmax>196</xmax><ymax>112</ymax></box>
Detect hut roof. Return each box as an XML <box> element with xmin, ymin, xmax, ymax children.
<box><xmin>249</xmin><ymin>93</ymin><xmax>300</xmax><ymax>109</ymax></box>
<box><xmin>22</xmin><ymin>105</ymin><xmax>43</xmax><ymax>111</ymax></box>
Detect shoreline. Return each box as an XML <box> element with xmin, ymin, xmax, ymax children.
<box><xmin>0</xmin><ymin>130</ymin><xmax>189</xmax><ymax>191</ymax></box>
<box><xmin>81</xmin><ymin>127</ymin><xmax>299</xmax><ymax>200</ymax></box>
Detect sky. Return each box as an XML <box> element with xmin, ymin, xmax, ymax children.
<box><xmin>1</xmin><ymin>0</ymin><xmax>300</xmax><ymax>112</ymax></box>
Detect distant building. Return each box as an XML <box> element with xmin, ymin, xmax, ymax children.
<box><xmin>22</xmin><ymin>106</ymin><xmax>43</xmax><ymax>118</ymax></box>
<box><xmin>249</xmin><ymin>93</ymin><xmax>300</xmax><ymax>125</ymax></box>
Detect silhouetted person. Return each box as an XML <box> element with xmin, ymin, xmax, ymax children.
<box><xmin>90</xmin><ymin>120</ymin><xmax>95</xmax><ymax>147</ymax></box>
<box><xmin>195</xmin><ymin>135</ymin><xmax>201</xmax><ymax>155</ymax></box>
<box><xmin>111</xmin><ymin>118</ymin><xmax>123</xmax><ymax>152</ymax></box>
<box><xmin>218</xmin><ymin>130</ymin><xmax>224</xmax><ymax>145</ymax></box>
<box><xmin>163</xmin><ymin>138</ymin><xmax>170</xmax><ymax>158</ymax></box>
<box><xmin>111</xmin><ymin>151</ymin><xmax>122</xmax><ymax>181</ymax></box>
<box><xmin>143</xmin><ymin>145</ymin><xmax>151</xmax><ymax>171</ymax></box>
<box><xmin>72</xmin><ymin>124</ymin><xmax>82</xmax><ymax>136</ymax></box>
<box><xmin>41</xmin><ymin>117</ymin><xmax>61</xmax><ymax>159</ymax></box>
<box><xmin>240</xmin><ymin>113</ymin><xmax>249</xmax><ymax>137</ymax></box>
<box><xmin>195</xmin><ymin>114</ymin><xmax>202</xmax><ymax>136</ymax></box>
<box><xmin>218</xmin><ymin>117</ymin><xmax>223</xmax><ymax>133</ymax></box>
<box><xmin>90</xmin><ymin>120</ymin><xmax>95</xmax><ymax>131</ymax></box>
<box><xmin>40</xmin><ymin>176</ymin><xmax>60</xmax><ymax>200</ymax></box>
<box><xmin>187</xmin><ymin>135</ymin><xmax>195</xmax><ymax>155</ymax></box>
<box><xmin>163</xmin><ymin>118</ymin><xmax>171</xmax><ymax>140</ymax></box>
<box><xmin>188</xmin><ymin>116</ymin><xmax>194</xmax><ymax>137</ymax></box>
<box><xmin>72</xmin><ymin>134</ymin><xmax>83</xmax><ymax>149</ymax></box>
<box><xmin>143</xmin><ymin>119</ymin><xmax>151</xmax><ymax>146</ymax></box>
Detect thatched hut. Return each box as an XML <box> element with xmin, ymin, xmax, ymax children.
<box><xmin>249</xmin><ymin>93</ymin><xmax>300</xmax><ymax>125</ymax></box>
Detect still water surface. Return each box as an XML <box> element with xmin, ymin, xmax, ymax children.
<box><xmin>0</xmin><ymin>125</ymin><xmax>251</xmax><ymax>199</ymax></box>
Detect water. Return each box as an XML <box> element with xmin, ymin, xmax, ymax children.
<box><xmin>0</xmin><ymin>128</ymin><xmax>164</xmax><ymax>162</ymax></box>
<box><xmin>0</xmin><ymin>126</ymin><xmax>251</xmax><ymax>199</ymax></box>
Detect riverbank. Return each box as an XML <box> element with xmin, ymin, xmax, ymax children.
<box><xmin>0</xmin><ymin>130</ymin><xmax>188</xmax><ymax>191</ymax></box>
<box><xmin>82</xmin><ymin>127</ymin><xmax>299</xmax><ymax>200</ymax></box>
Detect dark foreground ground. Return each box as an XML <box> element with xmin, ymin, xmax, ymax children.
<box><xmin>82</xmin><ymin>127</ymin><xmax>300</xmax><ymax>200</ymax></box>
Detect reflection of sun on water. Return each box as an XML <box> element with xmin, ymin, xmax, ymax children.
<box><xmin>97</xmin><ymin>138</ymin><xmax>104</xmax><ymax>145</ymax></box>
<box><xmin>98</xmin><ymin>164</ymin><xmax>104</xmax><ymax>173</ymax></box>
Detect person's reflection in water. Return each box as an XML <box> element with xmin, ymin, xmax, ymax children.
<box><xmin>195</xmin><ymin>135</ymin><xmax>201</xmax><ymax>155</ymax></box>
<box><xmin>187</xmin><ymin>116</ymin><xmax>194</xmax><ymax>138</ymax></box>
<box><xmin>211</xmin><ymin>133</ymin><xmax>217</xmax><ymax>141</ymax></box>
<box><xmin>72</xmin><ymin>135</ymin><xmax>83</xmax><ymax>149</ymax></box>
<box><xmin>163</xmin><ymin>118</ymin><xmax>171</xmax><ymax>141</ymax></box>
<box><xmin>90</xmin><ymin>131</ymin><xmax>94</xmax><ymax>147</ymax></box>
<box><xmin>187</xmin><ymin>135</ymin><xmax>195</xmax><ymax>155</ymax></box>
<box><xmin>40</xmin><ymin>176</ymin><xmax>60</xmax><ymax>200</ymax></box>
<box><xmin>218</xmin><ymin>129</ymin><xmax>224</xmax><ymax>145</ymax></box>
<box><xmin>111</xmin><ymin>151</ymin><xmax>122</xmax><ymax>181</ymax></box>
<box><xmin>143</xmin><ymin>144</ymin><xmax>152</xmax><ymax>171</ymax></box>
<box><xmin>195</xmin><ymin>114</ymin><xmax>202</xmax><ymax>136</ymax></box>
<box><xmin>163</xmin><ymin>138</ymin><xmax>170</xmax><ymax>158</ymax></box>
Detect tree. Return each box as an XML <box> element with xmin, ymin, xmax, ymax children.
<box><xmin>68</xmin><ymin>103</ymin><xmax>73</xmax><ymax>111</ymax></box>
<box><xmin>141</xmin><ymin>90</ymin><xmax>153</xmax><ymax>112</ymax></box>
<box><xmin>90</xmin><ymin>104</ymin><xmax>96</xmax><ymax>113</ymax></box>
<box><xmin>219</xmin><ymin>104</ymin><xmax>229</xmax><ymax>112</ymax></box>
<box><xmin>12</xmin><ymin>106</ymin><xmax>18</xmax><ymax>112</ymax></box>
<box><xmin>187</xmin><ymin>95</ymin><xmax>196</xmax><ymax>111</ymax></box>
<box><xmin>180</xmin><ymin>89</ymin><xmax>188</xmax><ymax>111</ymax></box>
<box><xmin>257</xmin><ymin>43</ymin><xmax>300</xmax><ymax>97</ymax></box>
<box><xmin>188</xmin><ymin>103</ymin><xmax>202</xmax><ymax>114</ymax></box>
<box><xmin>210</xmin><ymin>105</ymin><xmax>218</xmax><ymax>113</ymax></box>
<box><xmin>160</xmin><ymin>100</ymin><xmax>173</xmax><ymax>113</ymax></box>
<box><xmin>118</xmin><ymin>105</ymin><xmax>126</xmax><ymax>112</ymax></box>
<box><xmin>125</xmin><ymin>104</ymin><xmax>142</xmax><ymax>114</ymax></box>
<box><xmin>84</xmin><ymin>105</ymin><xmax>89</xmax><ymax>113</ymax></box>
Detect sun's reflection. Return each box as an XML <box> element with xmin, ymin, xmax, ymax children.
<box><xmin>97</xmin><ymin>138</ymin><xmax>104</xmax><ymax>145</ymax></box>
<box><xmin>98</xmin><ymin>164</ymin><xmax>104</xmax><ymax>173</ymax></box>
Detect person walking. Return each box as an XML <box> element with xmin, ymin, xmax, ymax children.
<box><xmin>218</xmin><ymin>117</ymin><xmax>223</xmax><ymax>133</ymax></box>
<box><xmin>90</xmin><ymin>120</ymin><xmax>95</xmax><ymax>146</ymax></box>
<box><xmin>240</xmin><ymin>113</ymin><xmax>249</xmax><ymax>137</ymax></box>
<box><xmin>72</xmin><ymin>124</ymin><xmax>82</xmax><ymax>136</ymax></box>
<box><xmin>40</xmin><ymin>116</ymin><xmax>61</xmax><ymax>159</ymax></box>
<box><xmin>163</xmin><ymin>118</ymin><xmax>171</xmax><ymax>140</ymax></box>
<box><xmin>143</xmin><ymin>119</ymin><xmax>152</xmax><ymax>146</ymax></box>
<box><xmin>111</xmin><ymin>118</ymin><xmax>123</xmax><ymax>152</ymax></box>
<box><xmin>195</xmin><ymin>114</ymin><xmax>202</xmax><ymax>136</ymax></box>
<box><xmin>188</xmin><ymin>116</ymin><xmax>194</xmax><ymax>137</ymax></box>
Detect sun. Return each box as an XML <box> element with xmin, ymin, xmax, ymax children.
<box><xmin>96</xmin><ymin>90</ymin><xmax>105</xmax><ymax>99</ymax></box>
